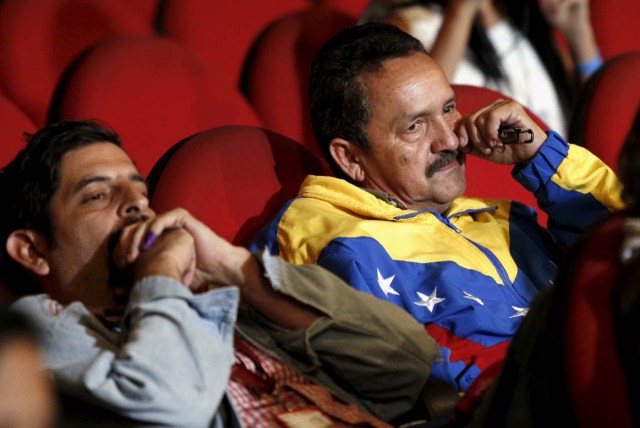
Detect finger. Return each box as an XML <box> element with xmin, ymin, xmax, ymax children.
<box><xmin>133</xmin><ymin>208</ymin><xmax>193</xmax><ymax>259</ymax></box>
<box><xmin>112</xmin><ymin>221</ymin><xmax>148</xmax><ymax>268</ymax></box>
<box><xmin>476</xmin><ymin>111</ymin><xmax>499</xmax><ymax>150</ymax></box>
<box><xmin>455</xmin><ymin>120</ymin><xmax>471</xmax><ymax>152</ymax></box>
<box><xmin>469</xmin><ymin>111</ymin><xmax>494</xmax><ymax>155</ymax></box>
<box><xmin>482</xmin><ymin>102</ymin><xmax>509</xmax><ymax>150</ymax></box>
<box><xmin>128</xmin><ymin>221</ymin><xmax>152</xmax><ymax>262</ymax></box>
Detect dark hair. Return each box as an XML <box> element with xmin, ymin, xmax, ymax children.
<box><xmin>309</xmin><ymin>23</ymin><xmax>427</xmax><ymax>178</ymax></box>
<box><xmin>0</xmin><ymin>120</ymin><xmax>122</xmax><ymax>296</ymax></box>
<box><xmin>618</xmin><ymin>108</ymin><xmax>640</xmax><ymax>213</ymax></box>
<box><xmin>502</xmin><ymin>0</ymin><xmax>574</xmax><ymax>113</ymax></box>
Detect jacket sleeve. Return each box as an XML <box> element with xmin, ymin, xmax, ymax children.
<box><xmin>513</xmin><ymin>131</ymin><xmax>624</xmax><ymax>247</ymax></box>
<box><xmin>235</xmin><ymin>251</ymin><xmax>439</xmax><ymax>422</ymax></box>
<box><xmin>13</xmin><ymin>277</ymin><xmax>239</xmax><ymax>427</ymax></box>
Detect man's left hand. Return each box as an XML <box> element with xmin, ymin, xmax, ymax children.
<box><xmin>455</xmin><ymin>99</ymin><xmax>547</xmax><ymax>165</ymax></box>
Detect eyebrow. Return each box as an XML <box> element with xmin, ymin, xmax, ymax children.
<box><xmin>443</xmin><ymin>95</ymin><xmax>457</xmax><ymax>108</ymax></box>
<box><xmin>72</xmin><ymin>173</ymin><xmax>147</xmax><ymax>195</ymax></box>
<box><xmin>401</xmin><ymin>95</ymin><xmax>458</xmax><ymax>123</ymax></box>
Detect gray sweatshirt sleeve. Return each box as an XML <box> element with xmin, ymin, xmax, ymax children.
<box><xmin>13</xmin><ymin>276</ymin><xmax>239</xmax><ymax>427</ymax></box>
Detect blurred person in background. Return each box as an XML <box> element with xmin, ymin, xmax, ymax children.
<box><xmin>0</xmin><ymin>307</ymin><xmax>56</xmax><ymax>428</ymax></box>
<box><xmin>361</xmin><ymin>0</ymin><xmax>603</xmax><ymax>137</ymax></box>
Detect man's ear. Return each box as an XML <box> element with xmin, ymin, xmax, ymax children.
<box><xmin>329</xmin><ymin>138</ymin><xmax>366</xmax><ymax>182</ymax></box>
<box><xmin>5</xmin><ymin>230</ymin><xmax>50</xmax><ymax>276</ymax></box>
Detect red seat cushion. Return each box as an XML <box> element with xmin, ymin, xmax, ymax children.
<box><xmin>53</xmin><ymin>36</ymin><xmax>262</xmax><ymax>176</ymax></box>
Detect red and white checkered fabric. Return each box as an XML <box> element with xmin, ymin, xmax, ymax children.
<box><xmin>227</xmin><ymin>338</ymin><xmax>391</xmax><ymax>427</ymax></box>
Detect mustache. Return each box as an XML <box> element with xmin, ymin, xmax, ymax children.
<box><xmin>426</xmin><ymin>150</ymin><xmax>461</xmax><ymax>178</ymax></box>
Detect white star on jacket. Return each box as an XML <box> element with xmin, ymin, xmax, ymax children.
<box><xmin>509</xmin><ymin>306</ymin><xmax>529</xmax><ymax>318</ymax></box>
<box><xmin>462</xmin><ymin>290</ymin><xmax>484</xmax><ymax>305</ymax></box>
<box><xmin>414</xmin><ymin>287</ymin><xmax>445</xmax><ymax>312</ymax></box>
<box><xmin>377</xmin><ymin>268</ymin><xmax>399</xmax><ymax>296</ymax></box>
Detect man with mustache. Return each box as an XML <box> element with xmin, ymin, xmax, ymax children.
<box><xmin>251</xmin><ymin>23</ymin><xmax>624</xmax><ymax>396</ymax></box>
<box><xmin>0</xmin><ymin>120</ymin><xmax>438</xmax><ymax>426</ymax></box>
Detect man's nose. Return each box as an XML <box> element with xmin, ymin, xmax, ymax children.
<box><xmin>119</xmin><ymin>185</ymin><xmax>152</xmax><ymax>218</ymax></box>
<box><xmin>430</xmin><ymin>117</ymin><xmax>459</xmax><ymax>153</ymax></box>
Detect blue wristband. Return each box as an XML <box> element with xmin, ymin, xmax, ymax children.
<box><xmin>576</xmin><ymin>52</ymin><xmax>603</xmax><ymax>75</ymax></box>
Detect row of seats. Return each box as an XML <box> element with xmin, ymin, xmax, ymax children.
<box><xmin>0</xmin><ymin>0</ymin><xmax>638</xmax><ymax>170</ymax></box>
<box><xmin>0</xmin><ymin>1</ymin><xmax>637</xmax><ymax>158</ymax></box>
<box><xmin>0</xmin><ymin>2</ymin><xmax>636</xmax><ymax>232</ymax></box>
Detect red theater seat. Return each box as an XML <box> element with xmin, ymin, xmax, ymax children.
<box><xmin>591</xmin><ymin>0</ymin><xmax>640</xmax><ymax>60</ymax></box>
<box><xmin>453</xmin><ymin>84</ymin><xmax>550</xmax><ymax>225</ymax></box>
<box><xmin>0</xmin><ymin>91</ymin><xmax>37</xmax><ymax>168</ymax></box>
<box><xmin>0</xmin><ymin>0</ymin><xmax>153</xmax><ymax>126</ymax></box>
<box><xmin>569</xmin><ymin>52</ymin><xmax>640</xmax><ymax>172</ymax></box>
<box><xmin>148</xmin><ymin>125</ymin><xmax>329</xmax><ymax>246</ymax></box>
<box><xmin>160</xmin><ymin>0</ymin><xmax>308</xmax><ymax>89</ymax></box>
<box><xmin>52</xmin><ymin>36</ymin><xmax>262</xmax><ymax>176</ymax></box>
<box><xmin>315</xmin><ymin>0</ymin><xmax>370</xmax><ymax>18</ymax></box>
<box><xmin>242</xmin><ymin>5</ymin><xmax>356</xmax><ymax>159</ymax></box>
<box><xmin>562</xmin><ymin>212</ymin><xmax>633</xmax><ymax>427</ymax></box>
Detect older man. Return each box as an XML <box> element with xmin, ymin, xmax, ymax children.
<box><xmin>251</xmin><ymin>23</ymin><xmax>623</xmax><ymax>393</ymax></box>
<box><xmin>0</xmin><ymin>120</ymin><xmax>437</xmax><ymax>426</ymax></box>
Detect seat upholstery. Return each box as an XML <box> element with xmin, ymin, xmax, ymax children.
<box><xmin>569</xmin><ymin>52</ymin><xmax>640</xmax><ymax>172</ymax></box>
<box><xmin>52</xmin><ymin>36</ymin><xmax>262</xmax><ymax>176</ymax></box>
<box><xmin>453</xmin><ymin>84</ymin><xmax>550</xmax><ymax>225</ymax></box>
<box><xmin>314</xmin><ymin>0</ymin><xmax>370</xmax><ymax>18</ymax></box>
<box><xmin>562</xmin><ymin>212</ymin><xmax>632</xmax><ymax>427</ymax></box>
<box><xmin>591</xmin><ymin>0</ymin><xmax>640</xmax><ymax>60</ymax></box>
<box><xmin>0</xmin><ymin>90</ymin><xmax>37</xmax><ymax>168</ymax></box>
<box><xmin>160</xmin><ymin>0</ymin><xmax>308</xmax><ymax>90</ymax></box>
<box><xmin>0</xmin><ymin>0</ymin><xmax>152</xmax><ymax>126</ymax></box>
<box><xmin>241</xmin><ymin>5</ymin><xmax>356</xmax><ymax>160</ymax></box>
<box><xmin>148</xmin><ymin>125</ymin><xmax>329</xmax><ymax>245</ymax></box>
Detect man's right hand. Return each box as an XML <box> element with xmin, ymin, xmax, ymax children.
<box><xmin>112</xmin><ymin>208</ymin><xmax>252</xmax><ymax>293</ymax></box>
<box><xmin>113</xmin><ymin>216</ymin><xmax>197</xmax><ymax>287</ymax></box>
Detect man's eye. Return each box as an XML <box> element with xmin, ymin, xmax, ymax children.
<box><xmin>83</xmin><ymin>193</ymin><xmax>105</xmax><ymax>203</ymax></box>
<box><xmin>407</xmin><ymin>120</ymin><xmax>423</xmax><ymax>132</ymax></box>
<box><xmin>444</xmin><ymin>104</ymin><xmax>456</xmax><ymax>114</ymax></box>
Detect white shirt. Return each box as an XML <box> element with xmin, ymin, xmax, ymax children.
<box><xmin>403</xmin><ymin>4</ymin><xmax>567</xmax><ymax>136</ymax></box>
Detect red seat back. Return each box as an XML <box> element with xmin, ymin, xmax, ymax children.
<box><xmin>52</xmin><ymin>36</ymin><xmax>262</xmax><ymax>176</ymax></box>
<box><xmin>0</xmin><ymin>91</ymin><xmax>37</xmax><ymax>168</ymax></box>
<box><xmin>562</xmin><ymin>213</ymin><xmax>632</xmax><ymax>427</ymax></box>
<box><xmin>591</xmin><ymin>0</ymin><xmax>640</xmax><ymax>60</ymax></box>
<box><xmin>0</xmin><ymin>0</ymin><xmax>153</xmax><ymax>126</ymax></box>
<box><xmin>242</xmin><ymin>5</ymin><xmax>356</xmax><ymax>160</ymax></box>
<box><xmin>148</xmin><ymin>125</ymin><xmax>329</xmax><ymax>245</ymax></box>
<box><xmin>160</xmin><ymin>0</ymin><xmax>308</xmax><ymax>89</ymax></box>
<box><xmin>569</xmin><ymin>52</ymin><xmax>640</xmax><ymax>172</ymax></box>
<box><xmin>314</xmin><ymin>0</ymin><xmax>370</xmax><ymax>18</ymax></box>
<box><xmin>453</xmin><ymin>84</ymin><xmax>550</xmax><ymax>225</ymax></box>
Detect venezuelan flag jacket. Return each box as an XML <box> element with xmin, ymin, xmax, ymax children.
<box><xmin>250</xmin><ymin>131</ymin><xmax>623</xmax><ymax>393</ymax></box>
